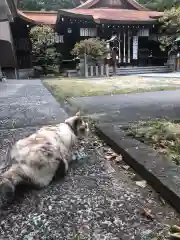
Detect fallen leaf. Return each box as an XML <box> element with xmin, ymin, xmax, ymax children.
<box><xmin>136</xmin><ymin>180</ymin><xmax>147</xmax><ymax>188</ymax></box>
<box><xmin>141</xmin><ymin>208</ymin><xmax>154</xmax><ymax>221</ymax></box>
<box><xmin>105</xmin><ymin>154</ymin><xmax>117</xmax><ymax>161</ymax></box>
<box><xmin>131</xmin><ymin>174</ymin><xmax>143</xmax><ymax>181</ymax></box>
<box><xmin>106</xmin><ymin>150</ymin><xmax>118</xmax><ymax>156</ymax></box>
<box><xmin>122</xmin><ymin>165</ymin><xmax>130</xmax><ymax>170</ymax></box>
<box><xmin>114</xmin><ymin>155</ymin><xmax>123</xmax><ymax>164</ymax></box>
<box><xmin>170</xmin><ymin>225</ymin><xmax>180</xmax><ymax>233</ymax></box>
<box><xmin>159</xmin><ymin>196</ymin><xmax>166</xmax><ymax>205</ymax></box>
<box><xmin>105</xmin><ymin>150</ymin><xmax>119</xmax><ymax>161</ymax></box>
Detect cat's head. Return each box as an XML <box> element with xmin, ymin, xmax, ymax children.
<box><xmin>65</xmin><ymin>112</ymin><xmax>89</xmax><ymax>138</ymax></box>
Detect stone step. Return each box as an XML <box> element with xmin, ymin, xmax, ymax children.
<box><xmin>111</xmin><ymin>71</ymin><xmax>171</xmax><ymax>76</ymax></box>
<box><xmin>109</xmin><ymin>66</ymin><xmax>172</xmax><ymax>75</ymax></box>
<box><xmin>110</xmin><ymin>67</ymin><xmax>170</xmax><ymax>71</ymax></box>
<box><xmin>114</xmin><ymin>68</ymin><xmax>171</xmax><ymax>72</ymax></box>
<box><xmin>115</xmin><ymin>65</ymin><xmax>170</xmax><ymax>69</ymax></box>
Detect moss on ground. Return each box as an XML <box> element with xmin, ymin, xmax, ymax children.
<box><xmin>44</xmin><ymin>78</ymin><xmax>179</xmax><ymax>100</ymax></box>
<box><xmin>128</xmin><ymin>120</ymin><xmax>180</xmax><ymax>165</ymax></box>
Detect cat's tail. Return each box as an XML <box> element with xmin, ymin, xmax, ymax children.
<box><xmin>0</xmin><ymin>164</ymin><xmax>23</xmax><ymax>207</ymax></box>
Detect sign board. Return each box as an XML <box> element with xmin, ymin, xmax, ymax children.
<box><xmin>133</xmin><ymin>36</ymin><xmax>138</xmax><ymax>60</ymax></box>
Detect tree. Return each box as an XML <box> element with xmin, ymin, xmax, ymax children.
<box><xmin>30</xmin><ymin>25</ymin><xmax>61</xmax><ymax>75</ymax></box>
<box><xmin>18</xmin><ymin>0</ymin><xmax>44</xmax><ymax>10</ymax></box>
<box><xmin>18</xmin><ymin>0</ymin><xmax>82</xmax><ymax>10</ymax></box>
<box><xmin>158</xmin><ymin>7</ymin><xmax>180</xmax><ymax>53</ymax></box>
<box><xmin>18</xmin><ymin>0</ymin><xmax>180</xmax><ymax>11</ymax></box>
<box><xmin>137</xmin><ymin>0</ymin><xmax>180</xmax><ymax>11</ymax></box>
<box><xmin>71</xmin><ymin>38</ymin><xmax>108</xmax><ymax>60</ymax></box>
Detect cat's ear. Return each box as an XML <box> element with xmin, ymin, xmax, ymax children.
<box><xmin>75</xmin><ymin>111</ymin><xmax>81</xmax><ymax>117</ymax></box>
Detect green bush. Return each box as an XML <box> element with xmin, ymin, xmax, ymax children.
<box><xmin>71</xmin><ymin>38</ymin><xmax>108</xmax><ymax>60</ymax></box>
<box><xmin>30</xmin><ymin>25</ymin><xmax>62</xmax><ymax>75</ymax></box>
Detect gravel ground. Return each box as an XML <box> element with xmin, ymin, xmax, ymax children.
<box><xmin>0</xmin><ymin>130</ymin><xmax>179</xmax><ymax>240</ymax></box>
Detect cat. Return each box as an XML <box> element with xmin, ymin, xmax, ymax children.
<box><xmin>0</xmin><ymin>112</ymin><xmax>89</xmax><ymax>206</ymax></box>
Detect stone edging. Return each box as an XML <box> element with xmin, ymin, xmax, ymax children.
<box><xmin>95</xmin><ymin>123</ymin><xmax>180</xmax><ymax>213</ymax></box>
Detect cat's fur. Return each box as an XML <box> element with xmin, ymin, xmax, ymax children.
<box><xmin>0</xmin><ymin>112</ymin><xmax>89</xmax><ymax>206</ymax></box>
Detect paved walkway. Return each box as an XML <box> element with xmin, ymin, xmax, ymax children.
<box><xmin>139</xmin><ymin>72</ymin><xmax>180</xmax><ymax>78</ymax></box>
<box><xmin>70</xmin><ymin>89</ymin><xmax>180</xmax><ymax>125</ymax></box>
<box><xmin>0</xmin><ymin>81</ymin><xmax>179</xmax><ymax>239</ymax></box>
<box><xmin>0</xmin><ymin>80</ymin><xmax>67</xmax><ymax>129</ymax></box>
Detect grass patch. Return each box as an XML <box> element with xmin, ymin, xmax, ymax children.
<box><xmin>127</xmin><ymin>120</ymin><xmax>180</xmax><ymax>165</ymax></box>
<box><xmin>43</xmin><ymin>78</ymin><xmax>180</xmax><ymax>100</ymax></box>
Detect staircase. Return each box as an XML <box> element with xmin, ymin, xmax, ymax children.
<box><xmin>109</xmin><ymin>65</ymin><xmax>172</xmax><ymax>76</ymax></box>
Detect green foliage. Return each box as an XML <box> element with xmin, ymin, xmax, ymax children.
<box><xmin>137</xmin><ymin>0</ymin><xmax>180</xmax><ymax>11</ymax></box>
<box><xmin>18</xmin><ymin>0</ymin><xmax>180</xmax><ymax>11</ymax></box>
<box><xmin>18</xmin><ymin>0</ymin><xmax>81</xmax><ymax>10</ymax></box>
<box><xmin>30</xmin><ymin>25</ymin><xmax>61</xmax><ymax>75</ymax></box>
<box><xmin>158</xmin><ymin>7</ymin><xmax>180</xmax><ymax>53</ymax></box>
<box><xmin>71</xmin><ymin>38</ymin><xmax>108</xmax><ymax>60</ymax></box>
<box><xmin>18</xmin><ymin>0</ymin><xmax>44</xmax><ymax>10</ymax></box>
<box><xmin>128</xmin><ymin>119</ymin><xmax>180</xmax><ymax>165</ymax></box>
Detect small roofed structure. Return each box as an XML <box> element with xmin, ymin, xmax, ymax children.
<box><xmin>56</xmin><ymin>0</ymin><xmax>167</xmax><ymax>68</ymax></box>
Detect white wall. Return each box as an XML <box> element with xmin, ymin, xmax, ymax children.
<box><xmin>0</xmin><ymin>21</ymin><xmax>12</xmax><ymax>42</ymax></box>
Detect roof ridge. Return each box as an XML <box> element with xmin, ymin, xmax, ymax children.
<box><xmin>75</xmin><ymin>0</ymin><xmax>149</xmax><ymax>10</ymax></box>
<box><xmin>20</xmin><ymin>10</ymin><xmax>57</xmax><ymax>14</ymax></box>
<box><xmin>75</xmin><ymin>0</ymin><xmax>99</xmax><ymax>9</ymax></box>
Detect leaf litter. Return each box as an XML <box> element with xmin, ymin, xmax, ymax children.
<box><xmin>74</xmin><ymin>129</ymin><xmax>180</xmax><ymax>240</ymax></box>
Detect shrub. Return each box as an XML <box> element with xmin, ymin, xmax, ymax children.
<box><xmin>30</xmin><ymin>25</ymin><xmax>61</xmax><ymax>75</ymax></box>
<box><xmin>71</xmin><ymin>38</ymin><xmax>108</xmax><ymax>60</ymax></box>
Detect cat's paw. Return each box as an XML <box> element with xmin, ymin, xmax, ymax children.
<box><xmin>0</xmin><ymin>178</ymin><xmax>15</xmax><ymax>207</ymax></box>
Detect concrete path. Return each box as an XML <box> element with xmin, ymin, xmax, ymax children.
<box><xmin>139</xmin><ymin>72</ymin><xmax>180</xmax><ymax>78</ymax></box>
<box><xmin>0</xmin><ymin>81</ymin><xmax>179</xmax><ymax>239</ymax></box>
<box><xmin>0</xmin><ymin>80</ymin><xmax>67</xmax><ymax>129</ymax></box>
<box><xmin>70</xmin><ymin>89</ymin><xmax>180</xmax><ymax>125</ymax></box>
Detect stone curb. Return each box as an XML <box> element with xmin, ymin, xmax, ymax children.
<box><xmin>95</xmin><ymin>123</ymin><xmax>180</xmax><ymax>213</ymax></box>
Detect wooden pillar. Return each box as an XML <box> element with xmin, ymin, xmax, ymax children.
<box><xmin>105</xmin><ymin>64</ymin><xmax>109</xmax><ymax>77</ymax></box>
<box><xmin>95</xmin><ymin>66</ymin><xmax>99</xmax><ymax>76</ymax></box>
<box><xmin>177</xmin><ymin>54</ymin><xmax>180</xmax><ymax>71</ymax></box>
<box><xmin>118</xmin><ymin>33</ymin><xmax>121</xmax><ymax>64</ymax></box>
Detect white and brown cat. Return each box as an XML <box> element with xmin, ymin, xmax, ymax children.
<box><xmin>0</xmin><ymin>112</ymin><xmax>89</xmax><ymax>206</ymax></box>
